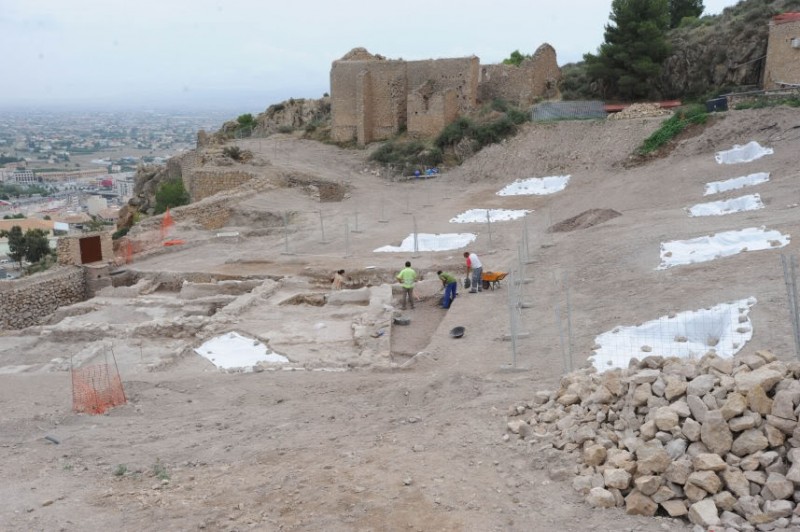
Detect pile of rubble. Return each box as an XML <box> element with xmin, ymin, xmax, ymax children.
<box><xmin>608</xmin><ymin>103</ymin><xmax>673</xmax><ymax>120</ymax></box>
<box><xmin>507</xmin><ymin>350</ymin><xmax>800</xmax><ymax>530</ymax></box>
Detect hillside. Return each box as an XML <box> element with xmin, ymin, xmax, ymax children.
<box><xmin>2</xmin><ymin>105</ymin><xmax>800</xmax><ymax>530</ymax></box>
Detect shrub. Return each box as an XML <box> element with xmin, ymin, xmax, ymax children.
<box><xmin>112</xmin><ymin>227</ymin><xmax>129</xmax><ymax>240</ymax></box>
<box><xmin>369</xmin><ymin>139</ymin><xmax>443</xmax><ymax>175</ymax></box>
<box><xmin>223</xmin><ymin>146</ymin><xmax>243</xmax><ymax>161</ymax></box>
<box><xmin>277</xmin><ymin>125</ymin><xmax>294</xmax><ymax>134</ymax></box>
<box><xmin>154</xmin><ymin>179</ymin><xmax>190</xmax><ymax>214</ymax></box>
<box><xmin>637</xmin><ymin>104</ymin><xmax>708</xmax><ymax>155</ymax></box>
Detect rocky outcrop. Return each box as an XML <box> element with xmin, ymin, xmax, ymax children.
<box><xmin>253</xmin><ymin>97</ymin><xmax>331</xmax><ymax>136</ymax></box>
<box><xmin>659</xmin><ymin>0</ymin><xmax>799</xmax><ymax>98</ymax></box>
<box><xmin>507</xmin><ymin>350</ymin><xmax>800</xmax><ymax>529</ymax></box>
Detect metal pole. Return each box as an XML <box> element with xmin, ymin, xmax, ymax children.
<box><xmin>783</xmin><ymin>254</ymin><xmax>800</xmax><ymax>358</ymax></box>
<box><xmin>412</xmin><ymin>215</ymin><xmax>420</xmax><ymax>258</ymax></box>
<box><xmin>486</xmin><ymin>210</ymin><xmax>493</xmax><ymax>247</ymax></box>
<box><xmin>555</xmin><ymin>302</ymin><xmax>568</xmax><ymax>374</ymax></box>
<box><xmin>403</xmin><ymin>190</ymin><xmax>412</xmax><ymax>214</ymax></box>
<box><xmin>281</xmin><ymin>211</ymin><xmax>291</xmax><ymax>255</ymax></box>
<box><xmin>344</xmin><ymin>218</ymin><xmax>351</xmax><ymax>258</ymax></box>
<box><xmin>565</xmin><ymin>271</ymin><xmax>573</xmax><ymax>372</ymax></box>
<box><xmin>318</xmin><ymin>211</ymin><xmax>327</xmax><ymax>243</ymax></box>
<box><xmin>352</xmin><ymin>210</ymin><xmax>363</xmax><ymax>233</ymax></box>
<box><xmin>379</xmin><ymin>196</ymin><xmax>389</xmax><ymax>223</ymax></box>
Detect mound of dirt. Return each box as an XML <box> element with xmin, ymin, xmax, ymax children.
<box><xmin>549</xmin><ymin>208</ymin><xmax>622</xmax><ymax>233</ymax></box>
<box><xmin>607</xmin><ymin>103</ymin><xmax>672</xmax><ymax>120</ymax></box>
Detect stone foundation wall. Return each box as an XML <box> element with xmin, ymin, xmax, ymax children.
<box><xmin>184</xmin><ymin>169</ymin><xmax>256</xmax><ymax>202</ymax></box>
<box><xmin>0</xmin><ymin>267</ymin><xmax>86</xmax><ymax>330</ymax></box>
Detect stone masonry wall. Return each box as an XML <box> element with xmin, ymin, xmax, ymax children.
<box><xmin>477</xmin><ymin>43</ymin><xmax>561</xmax><ymax>106</ymax></box>
<box><xmin>406</xmin><ymin>56</ymin><xmax>479</xmax><ymax>113</ymax></box>
<box><xmin>763</xmin><ymin>18</ymin><xmax>800</xmax><ymax>90</ymax></box>
<box><xmin>56</xmin><ymin>232</ymin><xmax>114</xmax><ymax>266</ymax></box>
<box><xmin>408</xmin><ymin>89</ymin><xmax>459</xmax><ymax>139</ymax></box>
<box><xmin>0</xmin><ymin>266</ymin><xmax>86</xmax><ymax>330</ymax></box>
<box><xmin>184</xmin><ymin>169</ymin><xmax>256</xmax><ymax>202</ymax></box>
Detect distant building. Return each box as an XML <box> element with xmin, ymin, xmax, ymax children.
<box><xmin>763</xmin><ymin>12</ymin><xmax>800</xmax><ymax>90</ymax></box>
<box><xmin>86</xmin><ymin>195</ymin><xmax>108</xmax><ymax>216</ymax></box>
<box><xmin>11</xmin><ymin>169</ymin><xmax>37</xmax><ymax>185</ymax></box>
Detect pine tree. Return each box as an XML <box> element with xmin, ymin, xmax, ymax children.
<box><xmin>669</xmin><ymin>0</ymin><xmax>704</xmax><ymax>28</ymax></box>
<box><xmin>6</xmin><ymin>225</ymin><xmax>25</xmax><ymax>266</ymax></box>
<box><xmin>23</xmin><ymin>229</ymin><xmax>52</xmax><ymax>264</ymax></box>
<box><xmin>585</xmin><ymin>0</ymin><xmax>671</xmax><ymax>100</ymax></box>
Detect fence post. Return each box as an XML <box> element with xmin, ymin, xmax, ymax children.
<box><xmin>782</xmin><ymin>254</ymin><xmax>800</xmax><ymax>358</ymax></box>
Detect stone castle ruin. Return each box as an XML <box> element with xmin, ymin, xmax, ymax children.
<box><xmin>330</xmin><ymin>44</ymin><xmax>561</xmax><ymax>145</ymax></box>
<box><xmin>763</xmin><ymin>12</ymin><xmax>800</xmax><ymax>90</ymax></box>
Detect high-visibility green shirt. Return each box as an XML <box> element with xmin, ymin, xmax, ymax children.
<box><xmin>396</xmin><ymin>267</ymin><xmax>417</xmax><ymax>288</ymax></box>
<box><xmin>438</xmin><ymin>272</ymin><xmax>457</xmax><ymax>284</ymax></box>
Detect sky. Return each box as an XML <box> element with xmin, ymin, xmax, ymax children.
<box><xmin>1</xmin><ymin>0</ymin><xmax>741</xmax><ymax>112</ymax></box>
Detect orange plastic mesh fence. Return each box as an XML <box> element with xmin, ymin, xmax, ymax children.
<box><xmin>71</xmin><ymin>364</ymin><xmax>127</xmax><ymax>414</ymax></box>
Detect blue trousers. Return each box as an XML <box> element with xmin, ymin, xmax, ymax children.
<box><xmin>442</xmin><ymin>282</ymin><xmax>457</xmax><ymax>309</ymax></box>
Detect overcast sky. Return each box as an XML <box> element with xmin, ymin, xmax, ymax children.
<box><xmin>1</xmin><ymin>0</ymin><xmax>740</xmax><ymax>112</ymax></box>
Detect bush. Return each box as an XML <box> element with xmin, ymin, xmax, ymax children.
<box><xmin>637</xmin><ymin>104</ymin><xmax>708</xmax><ymax>155</ymax></box>
<box><xmin>369</xmin><ymin>139</ymin><xmax>443</xmax><ymax>175</ymax></box>
<box><xmin>223</xmin><ymin>146</ymin><xmax>243</xmax><ymax>161</ymax></box>
<box><xmin>735</xmin><ymin>96</ymin><xmax>800</xmax><ymax>110</ymax></box>
<box><xmin>435</xmin><ymin>111</ymin><xmax>523</xmax><ymax>153</ymax></box>
<box><xmin>277</xmin><ymin>125</ymin><xmax>294</xmax><ymax>134</ymax></box>
<box><xmin>154</xmin><ymin>179</ymin><xmax>190</xmax><ymax>214</ymax></box>
<box><xmin>112</xmin><ymin>227</ymin><xmax>129</xmax><ymax>240</ymax></box>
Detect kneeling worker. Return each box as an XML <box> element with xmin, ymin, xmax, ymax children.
<box><xmin>437</xmin><ymin>270</ymin><xmax>458</xmax><ymax>309</ymax></box>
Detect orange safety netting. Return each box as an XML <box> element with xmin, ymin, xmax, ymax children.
<box><xmin>71</xmin><ymin>363</ymin><xmax>127</xmax><ymax>415</ymax></box>
<box><xmin>160</xmin><ymin>207</ymin><xmax>174</xmax><ymax>241</ymax></box>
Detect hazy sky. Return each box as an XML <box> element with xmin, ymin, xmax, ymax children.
<box><xmin>1</xmin><ymin>0</ymin><xmax>740</xmax><ymax>112</ymax></box>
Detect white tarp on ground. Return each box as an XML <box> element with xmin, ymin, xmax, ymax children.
<box><xmin>687</xmin><ymin>194</ymin><xmax>764</xmax><ymax>217</ymax></box>
<box><xmin>374</xmin><ymin>233</ymin><xmax>476</xmax><ymax>252</ymax></box>
<box><xmin>704</xmin><ymin>172</ymin><xmax>770</xmax><ymax>196</ymax></box>
<box><xmin>449</xmin><ymin>208</ymin><xmax>531</xmax><ymax>223</ymax></box>
<box><xmin>658</xmin><ymin>227</ymin><xmax>790</xmax><ymax>269</ymax></box>
<box><xmin>715</xmin><ymin>141</ymin><xmax>773</xmax><ymax>165</ymax></box>
<box><xmin>590</xmin><ymin>298</ymin><xmax>756</xmax><ymax>371</ymax></box>
<box><xmin>195</xmin><ymin>331</ymin><xmax>288</xmax><ymax>371</ymax></box>
<box><xmin>496</xmin><ymin>175</ymin><xmax>570</xmax><ymax>196</ymax></box>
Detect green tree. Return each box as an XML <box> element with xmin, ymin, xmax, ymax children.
<box><xmin>154</xmin><ymin>179</ymin><xmax>190</xmax><ymax>214</ymax></box>
<box><xmin>585</xmin><ymin>0</ymin><xmax>671</xmax><ymax>100</ymax></box>
<box><xmin>502</xmin><ymin>50</ymin><xmax>531</xmax><ymax>67</ymax></box>
<box><xmin>23</xmin><ymin>229</ymin><xmax>51</xmax><ymax>263</ymax></box>
<box><xmin>669</xmin><ymin>0</ymin><xmax>703</xmax><ymax>28</ymax></box>
<box><xmin>5</xmin><ymin>225</ymin><xmax>25</xmax><ymax>266</ymax></box>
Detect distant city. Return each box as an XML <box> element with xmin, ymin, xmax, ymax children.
<box><xmin>0</xmin><ymin>108</ymin><xmax>240</xmax><ymax>274</ymax></box>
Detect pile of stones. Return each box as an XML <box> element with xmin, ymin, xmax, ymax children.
<box><xmin>506</xmin><ymin>350</ymin><xmax>800</xmax><ymax>530</ymax></box>
<box><xmin>608</xmin><ymin>102</ymin><xmax>673</xmax><ymax>120</ymax></box>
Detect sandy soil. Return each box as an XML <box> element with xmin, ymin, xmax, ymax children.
<box><xmin>3</xmin><ymin>107</ymin><xmax>800</xmax><ymax>531</ymax></box>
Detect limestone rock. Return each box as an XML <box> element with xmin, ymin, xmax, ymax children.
<box><xmin>633</xmin><ymin>475</ymin><xmax>662</xmax><ymax>496</ymax></box>
<box><xmin>731</xmin><ymin>429</ymin><xmax>769</xmax><ymax>456</ymax></box>
<box><xmin>586</xmin><ymin>487</ymin><xmax>616</xmax><ymax>509</ymax></box>
<box><xmin>713</xmin><ymin>490</ymin><xmax>737</xmax><ymax>512</ymax></box>
<box><xmin>654</xmin><ymin>406</ymin><xmax>679</xmax><ymax>431</ymax></box>
<box><xmin>701</xmin><ymin>410</ymin><xmax>733</xmax><ymax>455</ymax></box>
<box><xmin>688</xmin><ymin>499</ymin><xmax>720</xmax><ymax>527</ymax></box>
<box><xmin>661</xmin><ymin>499</ymin><xmax>688</xmax><ymax>517</ymax></box>
<box><xmin>721</xmin><ymin>468</ymin><xmax>750</xmax><ymax>498</ymax></box>
<box><xmin>763</xmin><ymin>472</ymin><xmax>794</xmax><ymax>500</ymax></box>
<box><xmin>687</xmin><ymin>374</ymin><xmax>716</xmax><ymax>397</ymax></box>
<box><xmin>583</xmin><ymin>444</ymin><xmax>607</xmax><ymax>467</ymax></box>
<box><xmin>734</xmin><ymin>367</ymin><xmax>783</xmax><ymax>394</ymax></box>
<box><xmin>720</xmin><ymin>392</ymin><xmax>747</xmax><ymax>420</ymax></box>
<box><xmin>692</xmin><ymin>453</ymin><xmax>727</xmax><ymax>472</ymax></box>
<box><xmin>603</xmin><ymin>468</ymin><xmax>631</xmax><ymax>490</ymax></box>
<box><xmin>665</xmin><ymin>458</ymin><xmax>692</xmax><ymax>485</ymax></box>
<box><xmin>664</xmin><ymin>375</ymin><xmax>688</xmax><ymax>401</ymax></box>
<box><xmin>682</xmin><ymin>417</ymin><xmax>701</xmax><ymax>442</ymax></box>
<box><xmin>687</xmin><ymin>471</ymin><xmax>722</xmax><ymax>494</ymax></box>
<box><xmin>624</xmin><ymin>490</ymin><xmax>657</xmax><ymax>516</ymax></box>
<box><xmin>687</xmin><ymin>395</ymin><xmax>709</xmax><ymax>423</ymax></box>
<box><xmin>748</xmin><ymin>384</ymin><xmax>774</xmax><ymax>415</ymax></box>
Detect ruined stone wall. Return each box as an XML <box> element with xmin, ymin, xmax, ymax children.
<box><xmin>183</xmin><ymin>169</ymin><xmax>255</xmax><ymax>202</ymax></box>
<box><xmin>56</xmin><ymin>232</ymin><xmax>114</xmax><ymax>266</ymax></box>
<box><xmin>406</xmin><ymin>57</ymin><xmax>479</xmax><ymax>113</ymax></box>
<box><xmin>0</xmin><ymin>267</ymin><xmax>85</xmax><ymax>330</ymax></box>
<box><xmin>408</xmin><ymin>89</ymin><xmax>459</xmax><ymax>139</ymax></box>
<box><xmin>763</xmin><ymin>19</ymin><xmax>800</xmax><ymax>90</ymax></box>
<box><xmin>478</xmin><ymin>44</ymin><xmax>561</xmax><ymax>106</ymax></box>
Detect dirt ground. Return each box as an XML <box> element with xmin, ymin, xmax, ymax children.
<box><xmin>3</xmin><ymin>107</ymin><xmax>800</xmax><ymax>531</ymax></box>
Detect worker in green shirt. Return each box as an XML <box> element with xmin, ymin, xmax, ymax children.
<box><xmin>396</xmin><ymin>261</ymin><xmax>417</xmax><ymax>310</ymax></box>
<box><xmin>437</xmin><ymin>270</ymin><xmax>458</xmax><ymax>309</ymax></box>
